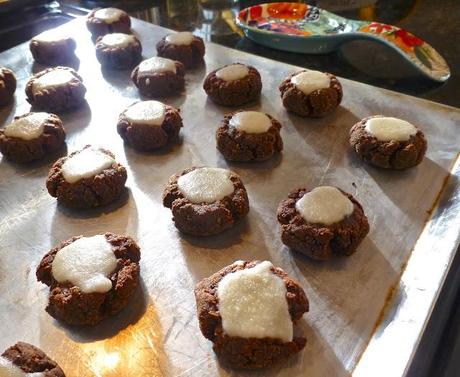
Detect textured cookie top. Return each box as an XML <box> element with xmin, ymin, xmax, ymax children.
<box><xmin>3</xmin><ymin>112</ymin><xmax>49</xmax><ymax>140</ymax></box>
<box><xmin>365</xmin><ymin>116</ymin><xmax>417</xmax><ymax>142</ymax></box>
<box><xmin>93</xmin><ymin>7</ymin><xmax>124</xmax><ymax>23</ymax></box>
<box><xmin>177</xmin><ymin>167</ymin><xmax>234</xmax><ymax>204</ymax></box>
<box><xmin>291</xmin><ymin>70</ymin><xmax>330</xmax><ymax>95</ymax></box>
<box><xmin>61</xmin><ymin>147</ymin><xmax>115</xmax><ymax>184</ymax></box>
<box><xmin>124</xmin><ymin>101</ymin><xmax>166</xmax><ymax>126</ymax></box>
<box><xmin>165</xmin><ymin>31</ymin><xmax>194</xmax><ymax>45</ymax></box>
<box><xmin>217</xmin><ymin>261</ymin><xmax>293</xmax><ymax>342</ymax></box>
<box><xmin>138</xmin><ymin>57</ymin><xmax>177</xmax><ymax>74</ymax></box>
<box><xmin>0</xmin><ymin>356</ymin><xmax>44</xmax><ymax>377</ymax></box>
<box><xmin>100</xmin><ymin>33</ymin><xmax>136</xmax><ymax>48</ymax></box>
<box><xmin>32</xmin><ymin>69</ymin><xmax>76</xmax><ymax>94</ymax></box>
<box><xmin>51</xmin><ymin>235</ymin><xmax>117</xmax><ymax>294</ymax></box>
<box><xmin>295</xmin><ymin>186</ymin><xmax>354</xmax><ymax>225</ymax></box>
<box><xmin>229</xmin><ymin>111</ymin><xmax>272</xmax><ymax>134</ymax></box>
<box><xmin>32</xmin><ymin>29</ymin><xmax>69</xmax><ymax>43</ymax></box>
<box><xmin>215</xmin><ymin>64</ymin><xmax>249</xmax><ymax>82</ymax></box>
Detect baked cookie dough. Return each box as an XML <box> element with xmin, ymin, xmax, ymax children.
<box><xmin>30</xmin><ymin>29</ymin><xmax>77</xmax><ymax>66</ymax></box>
<box><xmin>156</xmin><ymin>32</ymin><xmax>205</xmax><ymax>68</ymax></box>
<box><xmin>131</xmin><ymin>57</ymin><xmax>185</xmax><ymax>97</ymax></box>
<box><xmin>203</xmin><ymin>63</ymin><xmax>262</xmax><ymax>107</ymax></box>
<box><xmin>216</xmin><ymin>110</ymin><xmax>283</xmax><ymax>161</ymax></box>
<box><xmin>86</xmin><ymin>7</ymin><xmax>131</xmax><ymax>38</ymax></box>
<box><xmin>25</xmin><ymin>67</ymin><xmax>86</xmax><ymax>113</ymax></box>
<box><xmin>277</xmin><ymin>186</ymin><xmax>369</xmax><ymax>260</ymax></box>
<box><xmin>0</xmin><ymin>112</ymin><xmax>66</xmax><ymax>163</ymax></box>
<box><xmin>0</xmin><ymin>67</ymin><xmax>16</xmax><ymax>107</ymax></box>
<box><xmin>195</xmin><ymin>260</ymin><xmax>309</xmax><ymax>369</ymax></box>
<box><xmin>36</xmin><ymin>233</ymin><xmax>141</xmax><ymax>325</ymax></box>
<box><xmin>279</xmin><ymin>69</ymin><xmax>342</xmax><ymax>117</ymax></box>
<box><xmin>163</xmin><ymin>167</ymin><xmax>249</xmax><ymax>236</ymax></box>
<box><xmin>46</xmin><ymin>145</ymin><xmax>127</xmax><ymax>209</ymax></box>
<box><xmin>1</xmin><ymin>342</ymin><xmax>65</xmax><ymax>376</ymax></box>
<box><xmin>117</xmin><ymin>100</ymin><xmax>183</xmax><ymax>151</ymax></box>
<box><xmin>95</xmin><ymin>33</ymin><xmax>142</xmax><ymax>69</ymax></box>
<box><xmin>349</xmin><ymin>115</ymin><xmax>427</xmax><ymax>169</ymax></box>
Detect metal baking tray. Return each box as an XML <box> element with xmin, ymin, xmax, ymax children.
<box><xmin>0</xmin><ymin>18</ymin><xmax>459</xmax><ymax>377</ymax></box>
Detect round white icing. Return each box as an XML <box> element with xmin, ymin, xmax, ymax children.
<box><xmin>365</xmin><ymin>116</ymin><xmax>417</xmax><ymax>142</ymax></box>
<box><xmin>217</xmin><ymin>261</ymin><xmax>293</xmax><ymax>342</ymax></box>
<box><xmin>93</xmin><ymin>7</ymin><xmax>123</xmax><ymax>23</ymax></box>
<box><xmin>165</xmin><ymin>31</ymin><xmax>194</xmax><ymax>45</ymax></box>
<box><xmin>295</xmin><ymin>186</ymin><xmax>354</xmax><ymax>225</ymax></box>
<box><xmin>138</xmin><ymin>57</ymin><xmax>177</xmax><ymax>74</ymax></box>
<box><xmin>0</xmin><ymin>356</ymin><xmax>44</xmax><ymax>377</ymax></box>
<box><xmin>33</xmin><ymin>29</ymin><xmax>68</xmax><ymax>43</ymax></box>
<box><xmin>51</xmin><ymin>235</ymin><xmax>118</xmax><ymax>294</ymax></box>
<box><xmin>229</xmin><ymin>111</ymin><xmax>272</xmax><ymax>134</ymax></box>
<box><xmin>32</xmin><ymin>69</ymin><xmax>76</xmax><ymax>95</ymax></box>
<box><xmin>177</xmin><ymin>167</ymin><xmax>234</xmax><ymax>204</ymax></box>
<box><xmin>61</xmin><ymin>147</ymin><xmax>115</xmax><ymax>184</ymax></box>
<box><xmin>124</xmin><ymin>101</ymin><xmax>166</xmax><ymax>126</ymax></box>
<box><xmin>3</xmin><ymin>112</ymin><xmax>49</xmax><ymax>141</ymax></box>
<box><xmin>215</xmin><ymin>64</ymin><xmax>249</xmax><ymax>82</ymax></box>
<box><xmin>100</xmin><ymin>33</ymin><xmax>135</xmax><ymax>48</ymax></box>
<box><xmin>291</xmin><ymin>70</ymin><xmax>330</xmax><ymax>95</ymax></box>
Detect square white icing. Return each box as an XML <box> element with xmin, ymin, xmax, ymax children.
<box><xmin>32</xmin><ymin>69</ymin><xmax>76</xmax><ymax>95</ymax></box>
<box><xmin>165</xmin><ymin>31</ymin><xmax>194</xmax><ymax>45</ymax></box>
<box><xmin>124</xmin><ymin>101</ymin><xmax>166</xmax><ymax>126</ymax></box>
<box><xmin>229</xmin><ymin>111</ymin><xmax>272</xmax><ymax>134</ymax></box>
<box><xmin>365</xmin><ymin>116</ymin><xmax>417</xmax><ymax>142</ymax></box>
<box><xmin>100</xmin><ymin>33</ymin><xmax>135</xmax><ymax>48</ymax></box>
<box><xmin>291</xmin><ymin>70</ymin><xmax>330</xmax><ymax>95</ymax></box>
<box><xmin>138</xmin><ymin>57</ymin><xmax>177</xmax><ymax>74</ymax></box>
<box><xmin>4</xmin><ymin>113</ymin><xmax>49</xmax><ymax>140</ymax></box>
<box><xmin>215</xmin><ymin>64</ymin><xmax>249</xmax><ymax>82</ymax></box>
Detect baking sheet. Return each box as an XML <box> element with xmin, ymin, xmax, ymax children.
<box><xmin>0</xmin><ymin>18</ymin><xmax>459</xmax><ymax>377</ymax></box>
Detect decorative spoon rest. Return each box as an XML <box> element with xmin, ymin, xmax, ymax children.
<box><xmin>236</xmin><ymin>2</ymin><xmax>450</xmax><ymax>82</ymax></box>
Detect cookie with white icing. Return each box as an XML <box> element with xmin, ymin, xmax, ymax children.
<box><xmin>36</xmin><ymin>233</ymin><xmax>140</xmax><ymax>325</ymax></box>
<box><xmin>216</xmin><ymin>110</ymin><xmax>283</xmax><ymax>161</ymax></box>
<box><xmin>195</xmin><ymin>260</ymin><xmax>308</xmax><ymax>369</ymax></box>
<box><xmin>25</xmin><ymin>67</ymin><xmax>86</xmax><ymax>112</ymax></box>
<box><xmin>46</xmin><ymin>145</ymin><xmax>127</xmax><ymax>208</ymax></box>
<box><xmin>95</xmin><ymin>33</ymin><xmax>142</xmax><ymax>69</ymax></box>
<box><xmin>163</xmin><ymin>167</ymin><xmax>250</xmax><ymax>236</ymax></box>
<box><xmin>156</xmin><ymin>32</ymin><xmax>205</xmax><ymax>68</ymax></box>
<box><xmin>2</xmin><ymin>342</ymin><xmax>65</xmax><ymax>376</ymax></box>
<box><xmin>203</xmin><ymin>63</ymin><xmax>262</xmax><ymax>107</ymax></box>
<box><xmin>277</xmin><ymin>186</ymin><xmax>369</xmax><ymax>260</ymax></box>
<box><xmin>117</xmin><ymin>100</ymin><xmax>183</xmax><ymax>151</ymax></box>
<box><xmin>131</xmin><ymin>57</ymin><xmax>185</xmax><ymax>97</ymax></box>
<box><xmin>279</xmin><ymin>69</ymin><xmax>342</xmax><ymax>117</ymax></box>
<box><xmin>29</xmin><ymin>30</ymin><xmax>77</xmax><ymax>66</ymax></box>
<box><xmin>86</xmin><ymin>7</ymin><xmax>131</xmax><ymax>38</ymax></box>
<box><xmin>349</xmin><ymin>115</ymin><xmax>427</xmax><ymax>169</ymax></box>
<box><xmin>0</xmin><ymin>67</ymin><xmax>16</xmax><ymax>107</ymax></box>
<box><xmin>0</xmin><ymin>112</ymin><xmax>65</xmax><ymax>163</ymax></box>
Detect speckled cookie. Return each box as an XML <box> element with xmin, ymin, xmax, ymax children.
<box><xmin>95</xmin><ymin>33</ymin><xmax>142</xmax><ymax>69</ymax></box>
<box><xmin>86</xmin><ymin>7</ymin><xmax>131</xmax><ymax>38</ymax></box>
<box><xmin>0</xmin><ymin>67</ymin><xmax>16</xmax><ymax>107</ymax></box>
<box><xmin>156</xmin><ymin>31</ymin><xmax>205</xmax><ymax>68</ymax></box>
<box><xmin>29</xmin><ymin>29</ymin><xmax>77</xmax><ymax>66</ymax></box>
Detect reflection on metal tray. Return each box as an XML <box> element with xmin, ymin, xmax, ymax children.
<box><xmin>0</xmin><ymin>17</ymin><xmax>459</xmax><ymax>377</ymax></box>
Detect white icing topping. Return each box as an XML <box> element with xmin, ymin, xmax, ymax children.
<box><xmin>177</xmin><ymin>167</ymin><xmax>234</xmax><ymax>204</ymax></box>
<box><xmin>61</xmin><ymin>147</ymin><xmax>115</xmax><ymax>184</ymax></box>
<box><xmin>0</xmin><ymin>357</ymin><xmax>44</xmax><ymax>377</ymax></box>
<box><xmin>365</xmin><ymin>116</ymin><xmax>417</xmax><ymax>142</ymax></box>
<box><xmin>51</xmin><ymin>235</ymin><xmax>117</xmax><ymax>294</ymax></box>
<box><xmin>32</xmin><ymin>69</ymin><xmax>76</xmax><ymax>95</ymax></box>
<box><xmin>33</xmin><ymin>29</ymin><xmax>68</xmax><ymax>43</ymax></box>
<box><xmin>4</xmin><ymin>113</ymin><xmax>49</xmax><ymax>141</ymax></box>
<box><xmin>215</xmin><ymin>64</ymin><xmax>249</xmax><ymax>82</ymax></box>
<box><xmin>217</xmin><ymin>261</ymin><xmax>293</xmax><ymax>342</ymax></box>
<box><xmin>100</xmin><ymin>33</ymin><xmax>135</xmax><ymax>48</ymax></box>
<box><xmin>93</xmin><ymin>8</ymin><xmax>124</xmax><ymax>23</ymax></box>
<box><xmin>295</xmin><ymin>186</ymin><xmax>354</xmax><ymax>225</ymax></box>
<box><xmin>291</xmin><ymin>70</ymin><xmax>330</xmax><ymax>95</ymax></box>
<box><xmin>124</xmin><ymin>101</ymin><xmax>166</xmax><ymax>126</ymax></box>
<box><xmin>229</xmin><ymin>111</ymin><xmax>272</xmax><ymax>134</ymax></box>
<box><xmin>165</xmin><ymin>31</ymin><xmax>194</xmax><ymax>45</ymax></box>
<box><xmin>138</xmin><ymin>57</ymin><xmax>177</xmax><ymax>74</ymax></box>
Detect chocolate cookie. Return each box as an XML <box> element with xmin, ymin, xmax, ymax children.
<box><xmin>0</xmin><ymin>112</ymin><xmax>66</xmax><ymax>163</ymax></box>
<box><xmin>279</xmin><ymin>69</ymin><xmax>342</xmax><ymax>117</ymax></box>
<box><xmin>203</xmin><ymin>63</ymin><xmax>262</xmax><ymax>107</ymax></box>
<box><xmin>131</xmin><ymin>57</ymin><xmax>185</xmax><ymax>98</ymax></box>
<box><xmin>163</xmin><ymin>167</ymin><xmax>249</xmax><ymax>236</ymax></box>
<box><xmin>349</xmin><ymin>115</ymin><xmax>427</xmax><ymax>169</ymax></box>
<box><xmin>25</xmin><ymin>67</ymin><xmax>86</xmax><ymax>113</ymax></box>
<box><xmin>277</xmin><ymin>186</ymin><xmax>369</xmax><ymax>260</ymax></box>
<box><xmin>30</xmin><ymin>29</ymin><xmax>77</xmax><ymax>66</ymax></box>
<box><xmin>86</xmin><ymin>7</ymin><xmax>131</xmax><ymax>38</ymax></box>
<box><xmin>1</xmin><ymin>342</ymin><xmax>65</xmax><ymax>376</ymax></box>
<box><xmin>156</xmin><ymin>32</ymin><xmax>205</xmax><ymax>68</ymax></box>
<box><xmin>216</xmin><ymin>110</ymin><xmax>283</xmax><ymax>161</ymax></box>
<box><xmin>95</xmin><ymin>33</ymin><xmax>142</xmax><ymax>69</ymax></box>
<box><xmin>36</xmin><ymin>233</ymin><xmax>141</xmax><ymax>326</ymax></box>
<box><xmin>195</xmin><ymin>260</ymin><xmax>308</xmax><ymax>369</ymax></box>
<box><xmin>46</xmin><ymin>145</ymin><xmax>127</xmax><ymax>209</ymax></box>
<box><xmin>0</xmin><ymin>67</ymin><xmax>16</xmax><ymax>107</ymax></box>
<box><xmin>117</xmin><ymin>100</ymin><xmax>183</xmax><ymax>151</ymax></box>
